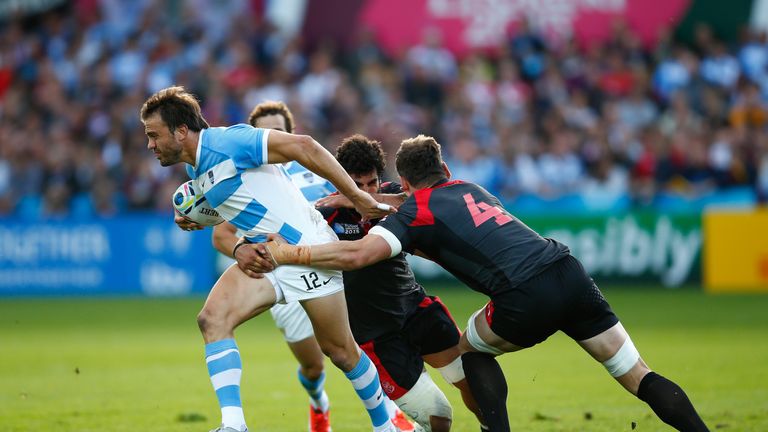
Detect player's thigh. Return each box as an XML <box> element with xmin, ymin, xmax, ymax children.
<box><xmin>405</xmin><ymin>296</ymin><xmax>462</xmax><ymax>361</ymax></box>
<box><xmin>360</xmin><ymin>335</ymin><xmax>424</xmax><ymax>401</ymax></box>
<box><xmin>201</xmin><ymin>263</ymin><xmax>278</xmax><ymax>327</ymax></box>
<box><xmin>578</xmin><ymin>321</ymin><xmax>628</xmax><ymax>361</ymax></box>
<box><xmin>422</xmin><ymin>345</ymin><xmax>461</xmax><ymax>369</ymax></box>
<box><xmin>300</xmin><ymin>290</ymin><xmax>356</xmax><ymax>349</ymax></box>
<box><xmin>557</xmin><ymin>255</ymin><xmax>619</xmax><ymax>342</ymax></box>
<box><xmin>459</xmin><ymin>302</ymin><xmax>524</xmax><ymax>355</ymax></box>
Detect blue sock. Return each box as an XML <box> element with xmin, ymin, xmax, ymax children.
<box><xmin>298</xmin><ymin>369</ymin><xmax>330</xmax><ymax>412</ymax></box>
<box><xmin>205</xmin><ymin>339</ymin><xmax>246</xmax><ymax>430</ymax></box>
<box><xmin>344</xmin><ymin>352</ymin><xmax>392</xmax><ymax>428</ymax></box>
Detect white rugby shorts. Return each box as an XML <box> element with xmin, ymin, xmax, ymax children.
<box><xmin>263</xmin><ymin>261</ymin><xmax>344</xmax><ymax>305</ymax></box>
<box><xmin>270</xmin><ymin>301</ymin><xmax>315</xmax><ymax>343</ymax></box>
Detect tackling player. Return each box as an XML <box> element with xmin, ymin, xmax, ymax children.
<box><xmin>318</xmin><ymin>135</ymin><xmax>482</xmax><ymax>431</ymax></box>
<box><xmin>257</xmin><ymin>135</ymin><xmax>711</xmax><ymax>432</ymax></box>
<box><xmin>140</xmin><ymin>86</ymin><xmax>401</xmax><ymax>432</ymax></box>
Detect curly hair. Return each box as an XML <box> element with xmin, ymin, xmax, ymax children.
<box><xmin>335</xmin><ymin>134</ymin><xmax>386</xmax><ymax>177</ymax></box>
<box><xmin>140</xmin><ymin>86</ymin><xmax>209</xmax><ymax>132</ymax></box>
<box><xmin>395</xmin><ymin>135</ymin><xmax>446</xmax><ymax>187</ymax></box>
<box><xmin>247</xmin><ymin>100</ymin><xmax>295</xmax><ymax>133</ymax></box>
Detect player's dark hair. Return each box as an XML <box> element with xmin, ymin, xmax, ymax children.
<box><xmin>140</xmin><ymin>86</ymin><xmax>209</xmax><ymax>132</ymax></box>
<box><xmin>396</xmin><ymin>134</ymin><xmax>446</xmax><ymax>187</ymax></box>
<box><xmin>336</xmin><ymin>134</ymin><xmax>386</xmax><ymax>177</ymax></box>
<box><xmin>247</xmin><ymin>100</ymin><xmax>295</xmax><ymax>133</ymax></box>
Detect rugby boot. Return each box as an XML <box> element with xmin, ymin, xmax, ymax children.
<box><xmin>391</xmin><ymin>408</ymin><xmax>417</xmax><ymax>432</ymax></box>
<box><xmin>209</xmin><ymin>426</ymin><xmax>247</xmax><ymax>432</ymax></box>
<box><xmin>309</xmin><ymin>405</ymin><xmax>332</xmax><ymax>432</ymax></box>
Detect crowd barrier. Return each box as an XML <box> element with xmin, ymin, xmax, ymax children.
<box><xmin>2</xmin><ymin>206</ymin><xmax>766</xmax><ymax>295</ymax></box>
<box><xmin>0</xmin><ymin>216</ymin><xmax>215</xmax><ymax>296</ymax></box>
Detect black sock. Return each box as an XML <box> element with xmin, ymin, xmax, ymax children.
<box><xmin>637</xmin><ymin>372</ymin><xmax>709</xmax><ymax>432</ymax></box>
<box><xmin>462</xmin><ymin>352</ymin><xmax>510</xmax><ymax>432</ymax></box>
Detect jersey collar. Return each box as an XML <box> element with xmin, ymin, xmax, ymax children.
<box><xmin>192</xmin><ymin>128</ymin><xmax>204</xmax><ymax>170</ymax></box>
<box><xmin>429</xmin><ymin>178</ymin><xmax>463</xmax><ymax>189</ymax></box>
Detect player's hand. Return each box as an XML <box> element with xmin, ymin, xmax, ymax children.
<box><xmin>349</xmin><ymin>191</ymin><xmax>396</xmax><ymax>221</ymax></box>
<box><xmin>174</xmin><ymin>213</ymin><xmax>205</xmax><ymax>231</ymax></box>
<box><xmin>234</xmin><ymin>240</ymin><xmax>275</xmax><ymax>278</ymax></box>
<box><xmin>315</xmin><ymin>193</ymin><xmax>354</xmax><ymax>209</ymax></box>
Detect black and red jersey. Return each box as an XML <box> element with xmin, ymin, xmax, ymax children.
<box><xmin>375</xmin><ymin>179</ymin><xmax>570</xmax><ymax>298</ymax></box>
<box><xmin>318</xmin><ymin>182</ymin><xmax>425</xmax><ymax>343</ymax></box>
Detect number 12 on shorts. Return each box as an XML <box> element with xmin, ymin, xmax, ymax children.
<box><xmin>300</xmin><ymin>271</ymin><xmax>333</xmax><ymax>291</ymax></box>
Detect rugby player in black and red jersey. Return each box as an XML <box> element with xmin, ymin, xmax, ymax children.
<box><xmin>318</xmin><ymin>134</ymin><xmax>482</xmax><ymax>431</ymax></box>
<box><xmin>255</xmin><ymin>135</ymin><xmax>710</xmax><ymax>432</ymax></box>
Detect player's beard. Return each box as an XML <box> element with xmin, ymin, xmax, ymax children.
<box><xmin>158</xmin><ymin>146</ymin><xmax>183</xmax><ymax>166</ymax></box>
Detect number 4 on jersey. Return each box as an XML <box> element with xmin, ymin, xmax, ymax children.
<box><xmin>463</xmin><ymin>193</ymin><xmax>512</xmax><ymax>227</ymax></box>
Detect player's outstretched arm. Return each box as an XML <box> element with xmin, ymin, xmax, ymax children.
<box><xmin>264</xmin><ymin>130</ymin><xmax>393</xmax><ymax>219</ymax></box>
<box><xmin>315</xmin><ymin>192</ymin><xmax>406</xmax><ymax>210</ymax></box>
<box><xmin>266</xmin><ymin>234</ymin><xmax>393</xmax><ymax>271</ymax></box>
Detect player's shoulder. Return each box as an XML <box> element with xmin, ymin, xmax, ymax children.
<box><xmin>224</xmin><ymin>123</ymin><xmax>256</xmax><ymax>132</ymax></box>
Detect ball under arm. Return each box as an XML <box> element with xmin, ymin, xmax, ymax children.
<box><xmin>264</xmin><ymin>241</ymin><xmax>312</xmax><ymax>266</ymax></box>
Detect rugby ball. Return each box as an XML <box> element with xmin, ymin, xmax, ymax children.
<box><xmin>172</xmin><ymin>180</ymin><xmax>224</xmax><ymax>226</ymax></box>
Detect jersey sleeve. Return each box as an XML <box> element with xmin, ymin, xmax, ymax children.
<box><xmin>372</xmin><ymin>205</ymin><xmax>414</xmax><ymax>254</ymax></box>
<box><xmin>223</xmin><ymin>124</ymin><xmax>270</xmax><ymax>168</ymax></box>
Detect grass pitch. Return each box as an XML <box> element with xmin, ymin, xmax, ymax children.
<box><xmin>2</xmin><ymin>285</ymin><xmax>767</xmax><ymax>431</ymax></box>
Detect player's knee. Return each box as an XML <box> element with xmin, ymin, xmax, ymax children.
<box><xmin>299</xmin><ymin>361</ymin><xmax>325</xmax><ymax>381</ymax></box>
<box><xmin>320</xmin><ymin>343</ymin><xmax>357</xmax><ymax>371</ymax></box>
<box><xmin>196</xmin><ymin>307</ymin><xmax>226</xmax><ymax>336</ymax></box>
<box><xmin>395</xmin><ymin>372</ymin><xmax>452</xmax><ymax>431</ymax></box>
<box><xmin>602</xmin><ymin>336</ymin><xmax>640</xmax><ymax>379</ymax></box>
<box><xmin>437</xmin><ymin>355</ymin><xmax>465</xmax><ymax>385</ymax></box>
<box><xmin>429</xmin><ymin>416</ymin><xmax>452</xmax><ymax>432</ymax></box>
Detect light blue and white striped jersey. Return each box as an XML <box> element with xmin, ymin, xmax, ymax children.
<box><xmin>282</xmin><ymin>161</ymin><xmax>336</xmax><ymax>205</ymax></box>
<box><xmin>186</xmin><ymin>124</ymin><xmax>333</xmax><ymax>245</ymax></box>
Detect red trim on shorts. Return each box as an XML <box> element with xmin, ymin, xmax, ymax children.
<box><xmin>417</xmin><ymin>296</ymin><xmax>434</xmax><ymax>308</ymax></box>
<box><xmin>410</xmin><ymin>188</ymin><xmax>435</xmax><ymax>226</ymax></box>
<box><xmin>484</xmin><ymin>301</ymin><xmax>495</xmax><ymax>326</ymax></box>
<box><xmin>359</xmin><ymin>340</ymin><xmax>409</xmax><ymax>400</ymax></box>
<box><xmin>420</xmin><ymin>295</ymin><xmax>461</xmax><ymax>333</ymax></box>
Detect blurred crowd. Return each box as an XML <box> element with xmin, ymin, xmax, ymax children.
<box><xmin>1</xmin><ymin>0</ymin><xmax>768</xmax><ymax>219</ymax></box>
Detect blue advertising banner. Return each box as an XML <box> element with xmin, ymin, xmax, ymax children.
<box><xmin>0</xmin><ymin>216</ymin><xmax>216</xmax><ymax>296</ymax></box>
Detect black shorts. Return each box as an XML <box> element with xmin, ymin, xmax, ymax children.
<box><xmin>360</xmin><ymin>296</ymin><xmax>461</xmax><ymax>399</ymax></box>
<box><xmin>486</xmin><ymin>255</ymin><xmax>619</xmax><ymax>348</ymax></box>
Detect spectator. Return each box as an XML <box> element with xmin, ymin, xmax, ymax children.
<box><xmin>0</xmin><ymin>1</ymin><xmax>762</xmax><ymax>218</ymax></box>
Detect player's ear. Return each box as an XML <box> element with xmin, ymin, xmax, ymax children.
<box><xmin>441</xmin><ymin>162</ymin><xmax>451</xmax><ymax>179</ymax></box>
<box><xmin>399</xmin><ymin>176</ymin><xmax>411</xmax><ymax>195</ymax></box>
<box><xmin>174</xmin><ymin>124</ymin><xmax>188</xmax><ymax>141</ymax></box>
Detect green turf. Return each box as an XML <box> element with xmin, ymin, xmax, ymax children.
<box><xmin>2</xmin><ymin>286</ymin><xmax>767</xmax><ymax>431</ymax></box>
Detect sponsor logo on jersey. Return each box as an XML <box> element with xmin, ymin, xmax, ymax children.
<box><xmin>333</xmin><ymin>223</ymin><xmax>361</xmax><ymax>235</ymax></box>
<box><xmin>207</xmin><ymin>170</ymin><xmax>215</xmax><ymax>185</ymax></box>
